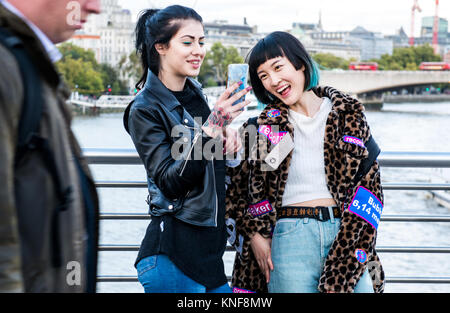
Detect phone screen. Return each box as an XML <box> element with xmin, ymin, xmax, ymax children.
<box><xmin>227</xmin><ymin>64</ymin><xmax>249</xmax><ymax>106</ymax></box>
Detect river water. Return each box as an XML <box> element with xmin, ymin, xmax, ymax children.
<box><xmin>72</xmin><ymin>101</ymin><xmax>450</xmax><ymax>293</ymax></box>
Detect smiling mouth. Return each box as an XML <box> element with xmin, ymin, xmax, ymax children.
<box><xmin>187</xmin><ymin>60</ymin><xmax>201</xmax><ymax>65</ymax></box>
<box><xmin>276</xmin><ymin>84</ymin><xmax>291</xmax><ymax>97</ymax></box>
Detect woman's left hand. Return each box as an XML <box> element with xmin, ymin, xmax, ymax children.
<box><xmin>250</xmin><ymin>233</ymin><xmax>274</xmax><ymax>284</ymax></box>
<box><xmin>223</xmin><ymin>127</ymin><xmax>242</xmax><ymax>155</ymax></box>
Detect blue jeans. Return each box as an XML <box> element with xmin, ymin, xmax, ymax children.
<box><xmin>136</xmin><ymin>254</ymin><xmax>232</xmax><ymax>293</ymax></box>
<box><xmin>268</xmin><ymin>211</ymin><xmax>374</xmax><ymax>293</ymax></box>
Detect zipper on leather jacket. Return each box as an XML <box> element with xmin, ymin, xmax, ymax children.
<box><xmin>212</xmin><ymin>158</ymin><xmax>218</xmax><ymax>227</ymax></box>
<box><xmin>179</xmin><ymin>131</ymin><xmax>202</xmax><ymax>177</ymax></box>
<box><xmin>178</xmin><ymin>129</ymin><xmax>218</xmax><ymax>227</ymax></box>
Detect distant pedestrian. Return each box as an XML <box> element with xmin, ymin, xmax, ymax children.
<box><xmin>124</xmin><ymin>5</ymin><xmax>251</xmax><ymax>293</ymax></box>
<box><xmin>0</xmin><ymin>0</ymin><xmax>101</xmax><ymax>292</ymax></box>
<box><xmin>226</xmin><ymin>31</ymin><xmax>385</xmax><ymax>293</ymax></box>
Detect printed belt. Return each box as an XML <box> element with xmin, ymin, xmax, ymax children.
<box><xmin>277</xmin><ymin>206</ymin><xmax>341</xmax><ymax>221</ymax></box>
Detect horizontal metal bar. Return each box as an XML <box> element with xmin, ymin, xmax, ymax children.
<box><xmin>386</xmin><ymin>277</ymin><xmax>450</xmax><ymax>284</ymax></box>
<box><xmin>382</xmin><ymin>183</ymin><xmax>450</xmax><ymax>190</ymax></box>
<box><xmin>84</xmin><ymin>149</ymin><xmax>450</xmax><ymax>168</ymax></box>
<box><xmin>96</xmin><ymin>181</ymin><xmax>147</xmax><ymax>188</ymax></box>
<box><xmin>95</xmin><ymin>181</ymin><xmax>450</xmax><ymax>191</ymax></box>
<box><xmin>97</xmin><ymin>276</ymin><xmax>137</xmax><ymax>283</ymax></box>
<box><xmin>100</xmin><ymin>245</ymin><xmax>139</xmax><ymax>251</ymax></box>
<box><xmin>376</xmin><ymin>246</ymin><xmax>450</xmax><ymax>253</ymax></box>
<box><xmin>96</xmin><ymin>276</ymin><xmax>450</xmax><ymax>284</ymax></box>
<box><xmin>100</xmin><ymin>213</ymin><xmax>150</xmax><ymax>220</ymax></box>
<box><xmin>381</xmin><ymin>214</ymin><xmax>450</xmax><ymax>222</ymax></box>
<box><xmin>98</xmin><ymin>245</ymin><xmax>450</xmax><ymax>254</ymax></box>
<box><xmin>99</xmin><ymin>213</ymin><xmax>450</xmax><ymax>223</ymax></box>
<box><xmin>380</xmin><ymin>152</ymin><xmax>450</xmax><ymax>168</ymax></box>
<box><xmin>84</xmin><ymin>149</ymin><xmax>142</xmax><ymax>165</ymax></box>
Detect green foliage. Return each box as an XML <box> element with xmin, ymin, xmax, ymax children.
<box><xmin>99</xmin><ymin>63</ymin><xmax>129</xmax><ymax>95</ymax></box>
<box><xmin>118</xmin><ymin>52</ymin><xmax>143</xmax><ymax>88</ymax></box>
<box><xmin>370</xmin><ymin>44</ymin><xmax>442</xmax><ymax>70</ymax></box>
<box><xmin>56</xmin><ymin>56</ymin><xmax>103</xmax><ymax>94</ymax></box>
<box><xmin>205</xmin><ymin>77</ymin><xmax>218</xmax><ymax>87</ymax></box>
<box><xmin>312</xmin><ymin>44</ymin><xmax>442</xmax><ymax>71</ymax></box>
<box><xmin>56</xmin><ymin>43</ymin><xmax>130</xmax><ymax>95</ymax></box>
<box><xmin>58</xmin><ymin>43</ymin><xmax>98</xmax><ymax>67</ymax></box>
<box><xmin>312</xmin><ymin>53</ymin><xmax>352</xmax><ymax>70</ymax></box>
<box><xmin>198</xmin><ymin>42</ymin><xmax>244</xmax><ymax>85</ymax></box>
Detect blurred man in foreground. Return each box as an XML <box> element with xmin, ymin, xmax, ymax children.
<box><xmin>0</xmin><ymin>0</ymin><xmax>101</xmax><ymax>292</ymax></box>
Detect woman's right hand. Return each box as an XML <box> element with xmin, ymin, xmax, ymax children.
<box><xmin>250</xmin><ymin>232</ymin><xmax>274</xmax><ymax>284</ymax></box>
<box><xmin>202</xmin><ymin>82</ymin><xmax>252</xmax><ymax>138</ymax></box>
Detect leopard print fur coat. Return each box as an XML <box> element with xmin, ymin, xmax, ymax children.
<box><xmin>225</xmin><ymin>86</ymin><xmax>385</xmax><ymax>293</ymax></box>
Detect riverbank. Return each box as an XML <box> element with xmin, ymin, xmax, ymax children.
<box><xmin>359</xmin><ymin>94</ymin><xmax>450</xmax><ymax>111</ymax></box>
<box><xmin>384</xmin><ymin>94</ymin><xmax>450</xmax><ymax>103</ymax></box>
<box><xmin>71</xmin><ymin>106</ymin><xmax>125</xmax><ymax>116</ymax></box>
<box><xmin>69</xmin><ymin>94</ymin><xmax>450</xmax><ymax>115</ymax></box>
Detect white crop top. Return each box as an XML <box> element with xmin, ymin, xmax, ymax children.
<box><xmin>281</xmin><ymin>97</ymin><xmax>334</xmax><ymax>206</ymax></box>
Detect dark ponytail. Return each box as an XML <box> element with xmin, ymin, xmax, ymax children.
<box><xmin>134</xmin><ymin>5</ymin><xmax>203</xmax><ymax>90</ymax></box>
<box><xmin>135</xmin><ymin>9</ymin><xmax>158</xmax><ymax>90</ymax></box>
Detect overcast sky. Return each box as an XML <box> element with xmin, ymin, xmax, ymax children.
<box><xmin>116</xmin><ymin>0</ymin><xmax>449</xmax><ymax>37</ymax></box>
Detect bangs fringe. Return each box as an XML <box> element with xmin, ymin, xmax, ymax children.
<box><xmin>247</xmin><ymin>36</ymin><xmax>286</xmax><ymax>72</ymax></box>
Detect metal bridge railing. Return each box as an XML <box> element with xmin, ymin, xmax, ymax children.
<box><xmin>86</xmin><ymin>149</ymin><xmax>450</xmax><ymax>286</ymax></box>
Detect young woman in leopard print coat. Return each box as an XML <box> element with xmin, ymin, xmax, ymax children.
<box><xmin>225</xmin><ymin>31</ymin><xmax>385</xmax><ymax>293</ymax></box>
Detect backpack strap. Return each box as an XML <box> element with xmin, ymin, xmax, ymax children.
<box><xmin>0</xmin><ymin>28</ymin><xmax>43</xmax><ymax>163</ymax></box>
<box><xmin>0</xmin><ymin>27</ymin><xmax>72</xmax><ymax>267</ymax></box>
<box><xmin>355</xmin><ymin>135</ymin><xmax>381</xmax><ymax>182</ymax></box>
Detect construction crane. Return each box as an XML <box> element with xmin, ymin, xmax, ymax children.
<box><xmin>432</xmin><ymin>0</ymin><xmax>439</xmax><ymax>54</ymax></box>
<box><xmin>410</xmin><ymin>0</ymin><xmax>422</xmax><ymax>46</ymax></box>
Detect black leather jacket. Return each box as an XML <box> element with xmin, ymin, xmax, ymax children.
<box><xmin>125</xmin><ymin>70</ymin><xmax>220</xmax><ymax>227</ymax></box>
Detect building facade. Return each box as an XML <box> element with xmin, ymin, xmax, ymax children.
<box><xmin>307</xmin><ymin>26</ymin><xmax>393</xmax><ymax>61</ymax></box>
<box><xmin>416</xmin><ymin>16</ymin><xmax>450</xmax><ymax>57</ymax></box>
<box><xmin>68</xmin><ymin>0</ymin><xmax>134</xmax><ymax>67</ymax></box>
<box><xmin>385</xmin><ymin>27</ymin><xmax>410</xmax><ymax>48</ymax></box>
<box><xmin>292</xmin><ymin>23</ymin><xmax>394</xmax><ymax>61</ymax></box>
<box><xmin>204</xmin><ymin>19</ymin><xmax>261</xmax><ymax>58</ymax></box>
<box><xmin>421</xmin><ymin>16</ymin><xmax>448</xmax><ymax>38</ymax></box>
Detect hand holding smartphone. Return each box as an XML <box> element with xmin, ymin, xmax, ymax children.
<box><xmin>227</xmin><ymin>64</ymin><xmax>249</xmax><ymax>106</ymax></box>
<box><xmin>202</xmin><ymin>64</ymin><xmax>251</xmax><ymax>137</ymax></box>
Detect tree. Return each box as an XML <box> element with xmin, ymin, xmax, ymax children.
<box><xmin>57</xmin><ymin>43</ymin><xmax>130</xmax><ymax>95</ymax></box>
<box><xmin>312</xmin><ymin>53</ymin><xmax>352</xmax><ymax>70</ymax></box>
<box><xmin>58</xmin><ymin>43</ymin><xmax>98</xmax><ymax>68</ymax></box>
<box><xmin>56</xmin><ymin>56</ymin><xmax>103</xmax><ymax>94</ymax></box>
<box><xmin>99</xmin><ymin>63</ymin><xmax>129</xmax><ymax>95</ymax></box>
<box><xmin>370</xmin><ymin>44</ymin><xmax>442</xmax><ymax>70</ymax></box>
<box><xmin>198</xmin><ymin>42</ymin><xmax>244</xmax><ymax>85</ymax></box>
<box><xmin>118</xmin><ymin>51</ymin><xmax>143</xmax><ymax>91</ymax></box>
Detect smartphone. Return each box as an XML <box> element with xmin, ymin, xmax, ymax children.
<box><xmin>227</xmin><ymin>64</ymin><xmax>249</xmax><ymax>106</ymax></box>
